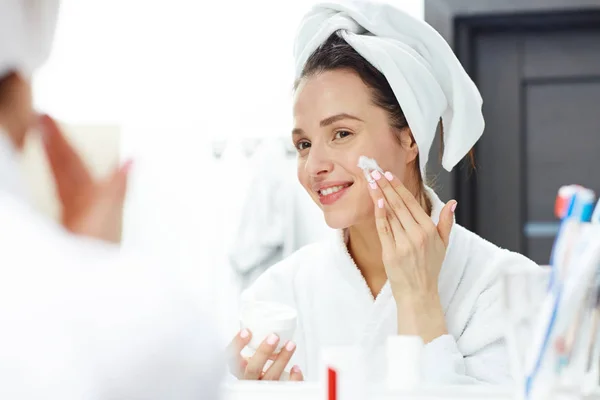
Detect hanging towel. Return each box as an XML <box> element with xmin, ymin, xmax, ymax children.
<box><xmin>227</xmin><ymin>140</ymin><xmax>332</xmax><ymax>289</ymax></box>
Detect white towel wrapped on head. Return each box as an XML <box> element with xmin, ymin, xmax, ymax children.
<box><xmin>294</xmin><ymin>0</ymin><xmax>484</xmax><ymax>173</ymax></box>
<box><xmin>0</xmin><ymin>0</ymin><xmax>60</xmax><ymax>79</ymax></box>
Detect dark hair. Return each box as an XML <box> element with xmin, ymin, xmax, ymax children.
<box><xmin>296</xmin><ymin>33</ymin><xmax>474</xmax><ymax>210</ymax></box>
<box><xmin>0</xmin><ymin>71</ymin><xmax>18</xmax><ymax>108</ymax></box>
<box><xmin>298</xmin><ymin>33</ymin><xmax>410</xmax><ymax>133</ymax></box>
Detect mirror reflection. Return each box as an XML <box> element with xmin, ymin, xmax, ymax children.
<box><xmin>1</xmin><ymin>0</ymin><xmax>599</xmax><ymax>399</ymax></box>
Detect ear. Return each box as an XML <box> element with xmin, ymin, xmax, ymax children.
<box><xmin>399</xmin><ymin>128</ymin><xmax>419</xmax><ymax>165</ymax></box>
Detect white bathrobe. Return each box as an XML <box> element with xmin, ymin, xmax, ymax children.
<box><xmin>241</xmin><ymin>188</ymin><xmax>539</xmax><ymax>384</ymax></box>
<box><xmin>0</xmin><ymin>133</ymin><xmax>223</xmax><ymax>399</ymax></box>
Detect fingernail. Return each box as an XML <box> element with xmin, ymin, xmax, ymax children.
<box><xmin>240</xmin><ymin>329</ymin><xmax>250</xmax><ymax>339</ymax></box>
<box><xmin>121</xmin><ymin>159</ymin><xmax>134</xmax><ymax>173</ymax></box>
<box><xmin>369</xmin><ymin>181</ymin><xmax>377</xmax><ymax>190</ymax></box>
<box><xmin>266</xmin><ymin>333</ymin><xmax>279</xmax><ymax>346</ymax></box>
<box><xmin>378</xmin><ymin>198</ymin><xmax>384</xmax><ymax>209</ymax></box>
<box><xmin>285</xmin><ymin>341</ymin><xmax>296</xmax><ymax>351</ymax></box>
<box><xmin>371</xmin><ymin>170</ymin><xmax>382</xmax><ymax>180</ymax></box>
<box><xmin>384</xmin><ymin>171</ymin><xmax>394</xmax><ymax>181</ymax></box>
<box><xmin>292</xmin><ymin>365</ymin><xmax>300</xmax><ymax>373</ymax></box>
<box><xmin>451</xmin><ymin>201</ymin><xmax>458</xmax><ymax>213</ymax></box>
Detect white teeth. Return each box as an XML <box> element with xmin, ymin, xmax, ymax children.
<box><xmin>320</xmin><ymin>185</ymin><xmax>347</xmax><ymax>196</ymax></box>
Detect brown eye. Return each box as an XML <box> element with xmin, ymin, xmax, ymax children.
<box><xmin>334</xmin><ymin>130</ymin><xmax>352</xmax><ymax>140</ymax></box>
<box><xmin>295</xmin><ymin>140</ymin><xmax>311</xmax><ymax>151</ymax></box>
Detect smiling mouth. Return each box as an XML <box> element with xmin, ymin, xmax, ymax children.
<box><xmin>318</xmin><ymin>183</ymin><xmax>353</xmax><ymax>196</ymax></box>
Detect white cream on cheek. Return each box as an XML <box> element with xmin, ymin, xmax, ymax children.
<box><xmin>357</xmin><ymin>155</ymin><xmax>384</xmax><ymax>183</ymax></box>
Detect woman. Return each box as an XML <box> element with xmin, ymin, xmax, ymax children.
<box><xmin>0</xmin><ymin>2</ymin><xmax>222</xmax><ymax>398</ymax></box>
<box><xmin>228</xmin><ymin>0</ymin><xmax>537</xmax><ymax>384</ymax></box>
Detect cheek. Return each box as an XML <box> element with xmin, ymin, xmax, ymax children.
<box><xmin>330</xmin><ymin>146</ymin><xmax>365</xmax><ymax>177</ymax></box>
<box><xmin>370</xmin><ymin>143</ymin><xmax>408</xmax><ymax>177</ymax></box>
<box><xmin>296</xmin><ymin>159</ymin><xmax>311</xmax><ymax>191</ymax></box>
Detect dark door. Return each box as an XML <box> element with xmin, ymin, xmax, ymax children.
<box><xmin>474</xmin><ymin>29</ymin><xmax>600</xmax><ymax>264</ymax></box>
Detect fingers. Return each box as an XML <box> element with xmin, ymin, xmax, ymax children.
<box><xmin>437</xmin><ymin>200</ymin><xmax>457</xmax><ymax>247</ymax></box>
<box><xmin>226</xmin><ymin>329</ymin><xmax>252</xmax><ymax>378</ymax></box>
<box><xmin>244</xmin><ymin>334</ymin><xmax>280</xmax><ymax>380</ymax></box>
<box><xmin>367</xmin><ymin>172</ymin><xmax>403</xmax><ymax>257</ymax></box>
<box><xmin>370</xmin><ymin>170</ymin><xmax>421</xmax><ymax>236</ymax></box>
<box><xmin>39</xmin><ymin>115</ymin><xmax>92</xmax><ymax>199</ymax></box>
<box><xmin>239</xmin><ymin>357</ymin><xmax>249</xmax><ymax>379</ymax></box>
<box><xmin>106</xmin><ymin>159</ymin><xmax>134</xmax><ymax>203</ymax></box>
<box><xmin>227</xmin><ymin>331</ymin><xmax>302</xmax><ymax>381</ymax></box>
<box><xmin>371</xmin><ymin>189</ymin><xmax>398</xmax><ymax>254</ymax></box>
<box><xmin>289</xmin><ymin>365</ymin><xmax>304</xmax><ymax>381</ymax></box>
<box><xmin>261</xmin><ymin>340</ymin><xmax>297</xmax><ymax>381</ymax></box>
<box><xmin>227</xmin><ymin>329</ymin><xmax>251</xmax><ymax>356</ymax></box>
<box><xmin>368</xmin><ymin>171</ymin><xmax>410</xmax><ymax>250</ymax></box>
<box><xmin>380</xmin><ymin>170</ymin><xmax>432</xmax><ymax>226</ymax></box>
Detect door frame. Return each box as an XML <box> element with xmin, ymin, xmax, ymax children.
<box><xmin>424</xmin><ymin>0</ymin><xmax>600</xmax><ymax>231</ymax></box>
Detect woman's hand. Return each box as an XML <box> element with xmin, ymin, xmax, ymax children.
<box><xmin>368</xmin><ymin>170</ymin><xmax>456</xmax><ymax>343</ymax></box>
<box><xmin>227</xmin><ymin>329</ymin><xmax>304</xmax><ymax>381</ymax></box>
<box><xmin>39</xmin><ymin>114</ymin><xmax>131</xmax><ymax>243</ymax></box>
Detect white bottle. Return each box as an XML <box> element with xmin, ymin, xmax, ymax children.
<box><xmin>386</xmin><ymin>335</ymin><xmax>424</xmax><ymax>391</ymax></box>
<box><xmin>320</xmin><ymin>346</ymin><xmax>367</xmax><ymax>400</ymax></box>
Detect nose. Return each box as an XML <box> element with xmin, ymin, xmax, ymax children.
<box><xmin>304</xmin><ymin>143</ymin><xmax>334</xmax><ymax>177</ymax></box>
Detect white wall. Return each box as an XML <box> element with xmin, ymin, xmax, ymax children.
<box><xmin>33</xmin><ymin>0</ymin><xmax>125</xmax><ymax>124</ymax></box>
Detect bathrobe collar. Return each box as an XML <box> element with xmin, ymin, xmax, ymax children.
<box><xmin>0</xmin><ymin>128</ymin><xmax>28</xmax><ymax>202</ymax></box>
<box><xmin>328</xmin><ymin>186</ymin><xmax>460</xmax><ymax>312</ymax></box>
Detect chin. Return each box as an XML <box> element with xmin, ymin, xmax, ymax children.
<box><xmin>323</xmin><ymin>214</ymin><xmax>353</xmax><ymax>230</ymax></box>
<box><xmin>313</xmin><ymin>191</ymin><xmax>374</xmax><ymax>230</ymax></box>
<box><xmin>321</xmin><ymin>207</ymin><xmax>366</xmax><ymax>230</ymax></box>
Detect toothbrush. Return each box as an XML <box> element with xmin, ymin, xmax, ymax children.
<box><xmin>548</xmin><ymin>186</ymin><xmax>579</xmax><ymax>290</ymax></box>
<box><xmin>552</xmin><ymin>231</ymin><xmax>600</xmax><ymax>383</ymax></box>
<box><xmin>583</xmin><ymin>280</ymin><xmax>600</xmax><ymax>374</ymax></box>
<box><xmin>557</xmin><ymin>189</ymin><xmax>596</xmax><ymax>361</ymax></box>
<box><xmin>591</xmin><ymin>197</ymin><xmax>600</xmax><ymax>224</ymax></box>
<box><xmin>584</xmin><ymin>199</ymin><xmax>600</xmax><ymax>379</ymax></box>
<box><xmin>525</xmin><ymin>188</ymin><xmax>593</xmax><ymax>397</ymax></box>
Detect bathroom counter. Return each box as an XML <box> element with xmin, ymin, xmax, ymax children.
<box><xmin>223</xmin><ymin>382</ymin><xmax>600</xmax><ymax>400</ymax></box>
<box><xmin>222</xmin><ymin>382</ymin><xmax>517</xmax><ymax>400</ymax></box>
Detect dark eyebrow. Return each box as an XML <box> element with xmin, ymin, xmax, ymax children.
<box><xmin>292</xmin><ymin>113</ymin><xmax>363</xmax><ymax>136</ymax></box>
<box><xmin>320</xmin><ymin>113</ymin><xmax>363</xmax><ymax>127</ymax></box>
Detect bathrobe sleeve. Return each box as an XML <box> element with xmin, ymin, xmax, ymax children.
<box><xmin>421</xmin><ymin>248</ymin><xmax>539</xmax><ymax>384</ymax></box>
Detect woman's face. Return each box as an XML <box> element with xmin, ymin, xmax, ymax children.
<box><xmin>292</xmin><ymin>69</ymin><xmax>416</xmax><ymax>229</ymax></box>
<box><xmin>0</xmin><ymin>72</ymin><xmax>33</xmax><ymax>149</ymax></box>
